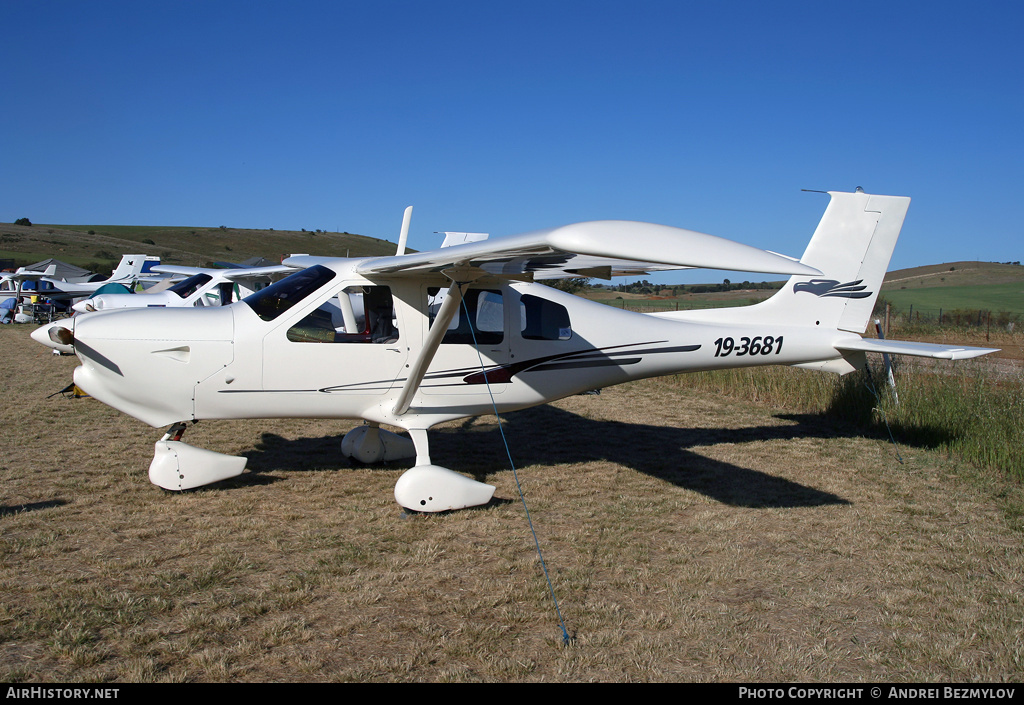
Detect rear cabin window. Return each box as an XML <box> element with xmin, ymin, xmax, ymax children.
<box><xmin>428</xmin><ymin>288</ymin><xmax>503</xmax><ymax>345</ymax></box>
<box><xmin>216</xmin><ymin>281</ymin><xmax>236</xmax><ymax>305</ymax></box>
<box><xmin>519</xmin><ymin>294</ymin><xmax>572</xmax><ymax>340</ymax></box>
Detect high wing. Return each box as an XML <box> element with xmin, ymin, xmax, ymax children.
<box><xmin>285</xmin><ymin>220</ymin><xmax>820</xmax><ymax>281</ymax></box>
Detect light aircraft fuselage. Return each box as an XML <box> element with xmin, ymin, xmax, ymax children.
<box><xmin>69</xmin><ymin>267</ymin><xmax>850</xmax><ymax>431</ymax></box>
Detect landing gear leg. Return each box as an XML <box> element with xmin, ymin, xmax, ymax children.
<box><xmin>393</xmin><ymin>429</ymin><xmax>495</xmax><ymax>512</ymax></box>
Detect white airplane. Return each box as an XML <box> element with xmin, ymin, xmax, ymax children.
<box><xmin>70</xmin><ymin>264</ymin><xmax>295</xmax><ymax>314</ymax></box>
<box><xmin>1</xmin><ymin>265</ymin><xmax>59</xmax><ymax>323</ymax></box>
<box><xmin>1</xmin><ymin>263</ymin><xmax>58</xmax><ymax>292</ymax></box>
<box><xmin>32</xmin><ymin>191</ymin><xmax>998</xmax><ymax>512</ymax></box>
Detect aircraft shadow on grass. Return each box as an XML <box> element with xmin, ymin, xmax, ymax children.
<box><xmin>235</xmin><ymin>401</ymin><xmax>931</xmax><ymax>509</ymax></box>
<box><xmin>0</xmin><ymin>499</ymin><xmax>69</xmax><ymax>517</ymax></box>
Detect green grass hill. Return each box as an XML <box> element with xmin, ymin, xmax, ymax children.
<box><xmin>880</xmin><ymin>262</ymin><xmax>1024</xmax><ymax>317</ymax></box>
<box><xmin>0</xmin><ymin>221</ymin><xmax>402</xmax><ymax>273</ymax></box>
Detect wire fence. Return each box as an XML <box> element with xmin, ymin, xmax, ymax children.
<box><xmin>881</xmin><ymin>305</ymin><xmax>1020</xmax><ymax>330</ymax></box>
<box><xmin>608</xmin><ymin>298</ymin><xmax>1021</xmax><ymax>334</ymax></box>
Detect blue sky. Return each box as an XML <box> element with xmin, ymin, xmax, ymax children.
<box><xmin>2</xmin><ymin>1</ymin><xmax>1021</xmax><ymax>282</ymax></box>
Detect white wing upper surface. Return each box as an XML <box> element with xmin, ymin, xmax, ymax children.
<box><xmin>152</xmin><ymin>265</ymin><xmax>294</xmax><ymax>280</ymax></box>
<box><xmin>286</xmin><ymin>221</ymin><xmax>819</xmax><ymax>281</ymax></box>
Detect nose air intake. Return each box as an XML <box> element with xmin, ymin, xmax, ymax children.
<box><xmin>31</xmin><ymin>319</ymin><xmax>75</xmax><ymax>354</ymax></box>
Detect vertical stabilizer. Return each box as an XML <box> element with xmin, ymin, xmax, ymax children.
<box><xmin>667</xmin><ymin>191</ymin><xmax>910</xmax><ymax>334</ymax></box>
<box><xmin>787</xmin><ymin>190</ymin><xmax>910</xmax><ymax>333</ymax></box>
<box><xmin>109</xmin><ymin>255</ymin><xmax>161</xmax><ymax>281</ymax></box>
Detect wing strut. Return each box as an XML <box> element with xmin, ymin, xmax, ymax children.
<box><xmin>392</xmin><ymin>272</ymin><xmax>477</xmax><ymax>416</ymax></box>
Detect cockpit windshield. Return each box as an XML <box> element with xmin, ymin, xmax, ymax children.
<box><xmin>243</xmin><ymin>265</ymin><xmax>336</xmax><ymax>321</ymax></box>
<box><xmin>167</xmin><ymin>274</ymin><xmax>212</xmax><ymax>299</ymax></box>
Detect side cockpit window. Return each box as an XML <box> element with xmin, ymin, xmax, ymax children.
<box><xmin>520</xmin><ymin>294</ymin><xmax>572</xmax><ymax>340</ymax></box>
<box><xmin>287</xmin><ymin>285</ymin><xmax>400</xmax><ymax>344</ymax></box>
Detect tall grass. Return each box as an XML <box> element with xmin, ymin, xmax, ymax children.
<box><xmin>661</xmin><ymin>360</ymin><xmax>1024</xmax><ymax>480</ymax></box>
<box><xmin>883</xmin><ymin>361</ymin><xmax>1024</xmax><ymax>477</ymax></box>
<box><xmin>887</xmin><ymin>318</ymin><xmax>1019</xmax><ymax>346</ymax></box>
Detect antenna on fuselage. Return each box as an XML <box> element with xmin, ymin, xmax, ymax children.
<box><xmin>396</xmin><ymin>206</ymin><xmax>413</xmax><ymax>256</ymax></box>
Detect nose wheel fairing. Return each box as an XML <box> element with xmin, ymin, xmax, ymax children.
<box><xmin>149</xmin><ymin>424</ymin><xmax>247</xmax><ymax>491</ymax></box>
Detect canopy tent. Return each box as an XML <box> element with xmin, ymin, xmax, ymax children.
<box><xmin>22</xmin><ymin>259</ymin><xmax>94</xmax><ymax>281</ymax></box>
<box><xmin>88</xmin><ymin>283</ymin><xmax>133</xmax><ymax>297</ymax></box>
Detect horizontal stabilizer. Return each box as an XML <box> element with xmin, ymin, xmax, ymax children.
<box><xmin>835</xmin><ymin>337</ymin><xmax>999</xmax><ymax>360</ymax></box>
<box><xmin>9</xmin><ymin>264</ymin><xmax>58</xmax><ymax>280</ymax></box>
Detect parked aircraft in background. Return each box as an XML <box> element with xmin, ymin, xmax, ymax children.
<box><xmin>2</xmin><ymin>255</ymin><xmax>163</xmax><ymax>302</ymax></box>
<box><xmin>1</xmin><ymin>265</ymin><xmax>59</xmax><ymax>323</ymax></box>
<box><xmin>71</xmin><ymin>264</ymin><xmax>294</xmax><ymax>315</ymax></box>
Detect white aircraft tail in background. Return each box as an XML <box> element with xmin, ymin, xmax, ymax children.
<box><xmin>107</xmin><ymin>254</ymin><xmax>163</xmax><ymax>283</ymax></box>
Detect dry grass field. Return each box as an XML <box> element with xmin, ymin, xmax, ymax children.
<box><xmin>1</xmin><ymin>324</ymin><xmax>1022</xmax><ymax>682</ymax></box>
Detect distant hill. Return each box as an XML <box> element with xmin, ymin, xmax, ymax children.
<box><xmin>882</xmin><ymin>261</ymin><xmax>1024</xmax><ymax>289</ymax></box>
<box><xmin>879</xmin><ymin>262</ymin><xmax>1024</xmax><ymax>317</ymax></box>
<box><xmin>0</xmin><ymin>221</ymin><xmax>402</xmax><ymax>273</ymax></box>
<box><xmin>584</xmin><ymin>261</ymin><xmax>1024</xmax><ymax>316</ymax></box>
